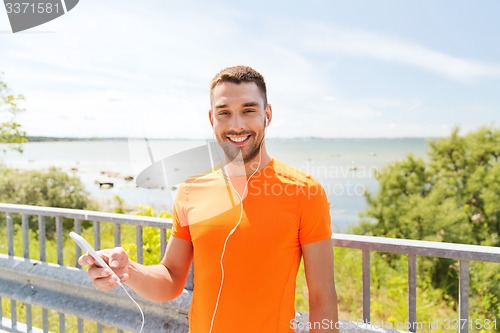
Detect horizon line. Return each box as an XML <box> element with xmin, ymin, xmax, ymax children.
<box><xmin>21</xmin><ymin>135</ymin><xmax>442</xmax><ymax>143</ymax></box>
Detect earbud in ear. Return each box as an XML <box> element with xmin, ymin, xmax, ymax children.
<box><xmin>265</xmin><ymin>118</ymin><xmax>269</xmax><ymax>127</ymax></box>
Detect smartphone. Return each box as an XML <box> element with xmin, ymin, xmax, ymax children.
<box><xmin>69</xmin><ymin>232</ymin><xmax>119</xmax><ymax>281</ymax></box>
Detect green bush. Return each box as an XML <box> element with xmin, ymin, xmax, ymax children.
<box><xmin>0</xmin><ymin>165</ymin><xmax>96</xmax><ymax>237</ymax></box>
<box><xmin>118</xmin><ymin>203</ymin><xmax>172</xmax><ymax>265</ymax></box>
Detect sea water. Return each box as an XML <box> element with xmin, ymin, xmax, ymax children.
<box><xmin>0</xmin><ymin>138</ymin><xmax>429</xmax><ymax>232</ymax></box>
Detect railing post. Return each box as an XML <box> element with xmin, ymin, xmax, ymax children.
<box><xmin>42</xmin><ymin>308</ymin><xmax>49</xmax><ymax>333</ymax></box>
<box><xmin>362</xmin><ymin>249</ymin><xmax>370</xmax><ymax>324</ymax></box>
<box><xmin>408</xmin><ymin>254</ymin><xmax>417</xmax><ymax>332</ymax></box>
<box><xmin>22</xmin><ymin>214</ymin><xmax>29</xmax><ymax>259</ymax></box>
<box><xmin>39</xmin><ymin>215</ymin><xmax>46</xmax><ymax>262</ymax></box>
<box><xmin>10</xmin><ymin>299</ymin><xmax>17</xmax><ymax>331</ymax></box>
<box><xmin>459</xmin><ymin>260</ymin><xmax>469</xmax><ymax>333</ymax></box>
<box><xmin>185</xmin><ymin>263</ymin><xmax>194</xmax><ymax>291</ymax></box>
<box><xmin>26</xmin><ymin>303</ymin><xmax>32</xmax><ymax>333</ymax></box>
<box><xmin>114</xmin><ymin>223</ymin><xmax>121</xmax><ymax>248</ymax></box>
<box><xmin>94</xmin><ymin>221</ymin><xmax>101</xmax><ymax>250</ymax></box>
<box><xmin>136</xmin><ymin>226</ymin><xmax>144</xmax><ymax>264</ymax></box>
<box><xmin>59</xmin><ymin>313</ymin><xmax>65</xmax><ymax>333</ymax></box>
<box><xmin>77</xmin><ymin>317</ymin><xmax>84</xmax><ymax>333</ymax></box>
<box><xmin>160</xmin><ymin>228</ymin><xmax>167</xmax><ymax>259</ymax></box>
<box><xmin>75</xmin><ymin>218</ymin><xmax>82</xmax><ymax>268</ymax></box>
<box><xmin>7</xmin><ymin>213</ymin><xmax>14</xmax><ymax>256</ymax></box>
<box><xmin>56</xmin><ymin>216</ymin><xmax>64</xmax><ymax>265</ymax></box>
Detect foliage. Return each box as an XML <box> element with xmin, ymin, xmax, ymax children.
<box><xmin>356</xmin><ymin>126</ymin><xmax>500</xmax><ymax>328</ymax></box>
<box><xmin>357</xmin><ymin>126</ymin><xmax>499</xmax><ymax>244</ymax></box>
<box><xmin>295</xmin><ymin>258</ymin><xmax>308</xmax><ymax>312</ymax></box>
<box><xmin>112</xmin><ymin>194</ymin><xmax>127</xmax><ymax>214</ymax></box>
<box><xmin>118</xmin><ymin>203</ymin><xmax>172</xmax><ymax>265</ymax></box>
<box><xmin>0</xmin><ymin>166</ymin><xmax>95</xmax><ymax>209</ymax></box>
<box><xmin>134</xmin><ymin>204</ymin><xmax>172</xmax><ymax>219</ymax></box>
<box><xmin>0</xmin><ymin>165</ymin><xmax>96</xmax><ymax>236</ymax></box>
<box><xmin>0</xmin><ymin>73</ymin><xmax>28</xmax><ymax>153</ymax></box>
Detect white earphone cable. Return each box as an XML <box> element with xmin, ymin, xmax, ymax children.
<box><xmin>208</xmin><ymin>139</ymin><xmax>264</xmax><ymax>333</ymax></box>
<box><xmin>117</xmin><ymin>281</ymin><xmax>145</xmax><ymax>333</ymax></box>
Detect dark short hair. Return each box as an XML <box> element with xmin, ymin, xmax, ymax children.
<box><xmin>210</xmin><ymin>65</ymin><xmax>267</xmax><ymax>105</ymax></box>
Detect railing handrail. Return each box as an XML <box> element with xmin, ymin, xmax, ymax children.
<box><xmin>0</xmin><ymin>203</ymin><xmax>172</xmax><ymax>228</ymax></box>
<box><xmin>2</xmin><ymin>203</ymin><xmax>498</xmax><ymax>262</ymax></box>
<box><xmin>332</xmin><ymin>233</ymin><xmax>500</xmax><ymax>263</ymax></box>
<box><xmin>0</xmin><ymin>203</ymin><xmax>500</xmax><ymax>255</ymax></box>
<box><xmin>0</xmin><ymin>203</ymin><xmax>500</xmax><ymax>263</ymax></box>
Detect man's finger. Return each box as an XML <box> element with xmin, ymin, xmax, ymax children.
<box><xmin>109</xmin><ymin>247</ymin><xmax>127</xmax><ymax>268</ymax></box>
<box><xmin>93</xmin><ymin>275</ymin><xmax>120</xmax><ymax>290</ymax></box>
<box><xmin>87</xmin><ymin>266</ymin><xmax>110</xmax><ymax>280</ymax></box>
<box><xmin>78</xmin><ymin>254</ymin><xmax>95</xmax><ymax>266</ymax></box>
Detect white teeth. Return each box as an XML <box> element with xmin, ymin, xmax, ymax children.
<box><xmin>228</xmin><ymin>136</ymin><xmax>249</xmax><ymax>143</ymax></box>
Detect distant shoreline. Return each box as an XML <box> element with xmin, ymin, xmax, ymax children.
<box><xmin>27</xmin><ymin>136</ymin><xmax>127</xmax><ymax>142</ymax></box>
<box><xmin>26</xmin><ymin>136</ymin><xmax>201</xmax><ymax>142</ymax></box>
<box><xmin>26</xmin><ymin>136</ymin><xmax>437</xmax><ymax>142</ymax></box>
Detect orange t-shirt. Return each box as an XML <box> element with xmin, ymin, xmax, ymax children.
<box><xmin>172</xmin><ymin>159</ymin><xmax>332</xmax><ymax>333</ymax></box>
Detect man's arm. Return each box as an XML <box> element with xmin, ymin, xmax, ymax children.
<box><xmin>302</xmin><ymin>238</ymin><xmax>339</xmax><ymax>333</ymax></box>
<box><xmin>79</xmin><ymin>235</ymin><xmax>193</xmax><ymax>302</ymax></box>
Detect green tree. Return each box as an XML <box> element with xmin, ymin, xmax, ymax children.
<box><xmin>0</xmin><ymin>73</ymin><xmax>28</xmax><ymax>153</ymax></box>
<box><xmin>356</xmin><ymin>126</ymin><xmax>500</xmax><ymax>326</ymax></box>
<box><xmin>358</xmin><ymin>126</ymin><xmax>499</xmax><ymax>245</ymax></box>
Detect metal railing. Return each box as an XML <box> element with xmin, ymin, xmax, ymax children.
<box><xmin>332</xmin><ymin>234</ymin><xmax>500</xmax><ymax>333</ymax></box>
<box><xmin>1</xmin><ymin>203</ymin><xmax>500</xmax><ymax>333</ymax></box>
<box><xmin>0</xmin><ymin>203</ymin><xmax>191</xmax><ymax>333</ymax></box>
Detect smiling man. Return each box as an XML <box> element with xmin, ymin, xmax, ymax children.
<box><xmin>210</xmin><ymin>69</ymin><xmax>270</xmax><ymax>168</ymax></box>
<box><xmin>79</xmin><ymin>66</ymin><xmax>339</xmax><ymax>333</ymax></box>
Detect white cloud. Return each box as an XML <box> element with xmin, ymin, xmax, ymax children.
<box><xmin>293</xmin><ymin>22</ymin><xmax>500</xmax><ymax>82</ymax></box>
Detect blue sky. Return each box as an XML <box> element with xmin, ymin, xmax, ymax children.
<box><xmin>1</xmin><ymin>0</ymin><xmax>499</xmax><ymax>138</ymax></box>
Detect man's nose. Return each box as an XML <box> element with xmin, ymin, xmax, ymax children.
<box><xmin>229</xmin><ymin>114</ymin><xmax>244</xmax><ymax>131</ymax></box>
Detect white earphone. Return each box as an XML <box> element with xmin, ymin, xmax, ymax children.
<box><xmin>208</xmin><ymin>135</ymin><xmax>264</xmax><ymax>333</ymax></box>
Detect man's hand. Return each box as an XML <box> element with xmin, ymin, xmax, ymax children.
<box><xmin>78</xmin><ymin>247</ymin><xmax>130</xmax><ymax>290</ymax></box>
<box><xmin>77</xmin><ymin>237</ymin><xmax>193</xmax><ymax>302</ymax></box>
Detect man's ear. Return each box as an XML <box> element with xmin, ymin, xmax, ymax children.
<box><xmin>265</xmin><ymin>104</ymin><xmax>272</xmax><ymax>127</ymax></box>
<box><xmin>208</xmin><ymin>110</ymin><xmax>214</xmax><ymax>127</ymax></box>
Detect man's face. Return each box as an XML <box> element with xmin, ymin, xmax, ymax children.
<box><xmin>210</xmin><ymin>81</ymin><xmax>270</xmax><ymax>164</ymax></box>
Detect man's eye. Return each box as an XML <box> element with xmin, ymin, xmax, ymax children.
<box><xmin>244</xmin><ymin>109</ymin><xmax>255</xmax><ymax>113</ymax></box>
<box><xmin>218</xmin><ymin>111</ymin><xmax>230</xmax><ymax>116</ymax></box>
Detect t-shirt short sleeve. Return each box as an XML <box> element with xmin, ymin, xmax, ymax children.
<box><xmin>171</xmin><ymin>198</ymin><xmax>192</xmax><ymax>241</ymax></box>
<box><xmin>298</xmin><ymin>183</ymin><xmax>332</xmax><ymax>245</ymax></box>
